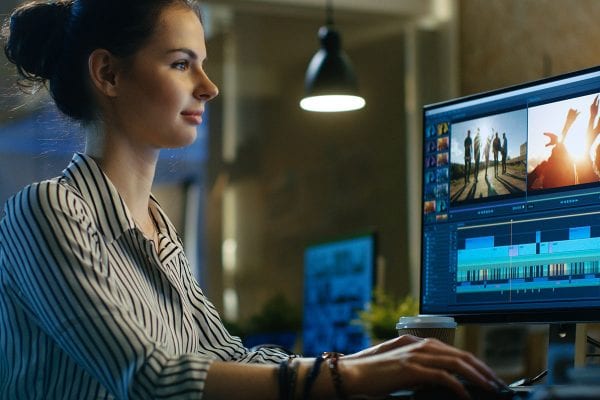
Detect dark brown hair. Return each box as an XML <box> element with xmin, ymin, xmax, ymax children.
<box><xmin>3</xmin><ymin>0</ymin><xmax>201</xmax><ymax>122</ymax></box>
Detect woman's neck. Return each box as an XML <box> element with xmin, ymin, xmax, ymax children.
<box><xmin>85</xmin><ymin>126</ymin><xmax>159</xmax><ymax>233</ymax></box>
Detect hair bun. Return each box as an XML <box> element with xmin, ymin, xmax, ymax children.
<box><xmin>4</xmin><ymin>1</ymin><xmax>73</xmax><ymax>82</ymax></box>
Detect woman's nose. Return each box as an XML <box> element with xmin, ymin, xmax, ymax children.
<box><xmin>194</xmin><ymin>71</ymin><xmax>219</xmax><ymax>101</ymax></box>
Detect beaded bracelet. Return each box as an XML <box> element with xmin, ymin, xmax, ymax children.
<box><xmin>302</xmin><ymin>356</ymin><xmax>325</xmax><ymax>400</ymax></box>
<box><xmin>287</xmin><ymin>358</ymin><xmax>299</xmax><ymax>400</ymax></box>
<box><xmin>278</xmin><ymin>359</ymin><xmax>289</xmax><ymax>400</ymax></box>
<box><xmin>278</xmin><ymin>357</ymin><xmax>299</xmax><ymax>400</ymax></box>
<box><xmin>322</xmin><ymin>352</ymin><xmax>347</xmax><ymax>400</ymax></box>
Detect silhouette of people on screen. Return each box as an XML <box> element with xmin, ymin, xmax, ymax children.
<box><xmin>492</xmin><ymin>132</ymin><xmax>501</xmax><ymax>176</ymax></box>
<box><xmin>501</xmin><ymin>132</ymin><xmax>508</xmax><ymax>174</ymax></box>
<box><xmin>484</xmin><ymin>133</ymin><xmax>491</xmax><ymax>178</ymax></box>
<box><xmin>473</xmin><ymin>128</ymin><xmax>481</xmax><ymax>182</ymax></box>
<box><xmin>528</xmin><ymin>108</ymin><xmax>579</xmax><ymax>189</ymax></box>
<box><xmin>464</xmin><ymin>130</ymin><xmax>472</xmax><ymax>184</ymax></box>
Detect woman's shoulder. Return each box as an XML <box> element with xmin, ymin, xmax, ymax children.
<box><xmin>2</xmin><ymin>176</ymin><xmax>92</xmax><ymax>223</ymax></box>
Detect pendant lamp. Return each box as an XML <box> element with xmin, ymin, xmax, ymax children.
<box><xmin>299</xmin><ymin>0</ymin><xmax>365</xmax><ymax>112</ymax></box>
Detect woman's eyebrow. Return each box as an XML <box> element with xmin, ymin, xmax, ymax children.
<box><xmin>166</xmin><ymin>48</ymin><xmax>198</xmax><ymax>59</ymax></box>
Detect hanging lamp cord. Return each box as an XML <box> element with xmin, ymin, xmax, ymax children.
<box><xmin>325</xmin><ymin>0</ymin><xmax>334</xmax><ymax>27</ymax></box>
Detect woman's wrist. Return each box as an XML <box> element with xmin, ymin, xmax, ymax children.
<box><xmin>322</xmin><ymin>352</ymin><xmax>347</xmax><ymax>400</ymax></box>
<box><xmin>334</xmin><ymin>357</ymin><xmax>362</xmax><ymax>399</ymax></box>
<box><xmin>285</xmin><ymin>356</ymin><xmax>364</xmax><ymax>400</ymax></box>
<box><xmin>301</xmin><ymin>356</ymin><xmax>325</xmax><ymax>399</ymax></box>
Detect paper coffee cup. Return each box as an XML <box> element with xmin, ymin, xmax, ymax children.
<box><xmin>396</xmin><ymin>315</ymin><xmax>457</xmax><ymax>345</ymax></box>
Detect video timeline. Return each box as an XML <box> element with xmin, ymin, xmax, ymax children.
<box><xmin>454</xmin><ymin>210</ymin><xmax>600</xmax><ymax>303</ymax></box>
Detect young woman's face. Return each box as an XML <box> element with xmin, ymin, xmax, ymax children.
<box><xmin>111</xmin><ymin>4</ymin><xmax>218</xmax><ymax>149</ymax></box>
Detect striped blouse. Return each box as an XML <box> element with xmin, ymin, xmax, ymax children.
<box><xmin>0</xmin><ymin>153</ymin><xmax>288</xmax><ymax>399</ymax></box>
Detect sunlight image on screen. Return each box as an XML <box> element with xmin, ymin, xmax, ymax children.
<box><xmin>449</xmin><ymin>109</ymin><xmax>527</xmax><ymax>205</ymax></box>
<box><xmin>527</xmin><ymin>93</ymin><xmax>600</xmax><ymax>191</ymax></box>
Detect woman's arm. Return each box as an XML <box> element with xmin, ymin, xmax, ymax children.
<box><xmin>204</xmin><ymin>337</ymin><xmax>500</xmax><ymax>400</ymax></box>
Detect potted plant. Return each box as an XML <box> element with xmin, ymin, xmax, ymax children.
<box><xmin>358</xmin><ymin>289</ymin><xmax>419</xmax><ymax>342</ymax></box>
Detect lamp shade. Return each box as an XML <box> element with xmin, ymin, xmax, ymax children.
<box><xmin>300</xmin><ymin>26</ymin><xmax>365</xmax><ymax>112</ymax></box>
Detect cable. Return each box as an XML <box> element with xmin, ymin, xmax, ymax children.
<box><xmin>509</xmin><ymin>369</ymin><xmax>547</xmax><ymax>387</ymax></box>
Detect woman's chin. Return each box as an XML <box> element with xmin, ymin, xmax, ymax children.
<box><xmin>165</xmin><ymin>132</ymin><xmax>198</xmax><ymax>149</ymax></box>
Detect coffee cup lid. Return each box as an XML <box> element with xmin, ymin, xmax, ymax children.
<box><xmin>396</xmin><ymin>315</ymin><xmax>457</xmax><ymax>329</ymax></box>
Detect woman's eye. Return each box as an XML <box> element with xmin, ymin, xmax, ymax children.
<box><xmin>172</xmin><ymin>61</ymin><xmax>189</xmax><ymax>71</ymax></box>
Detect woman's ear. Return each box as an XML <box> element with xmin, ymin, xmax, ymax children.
<box><xmin>88</xmin><ymin>49</ymin><xmax>120</xmax><ymax>97</ymax></box>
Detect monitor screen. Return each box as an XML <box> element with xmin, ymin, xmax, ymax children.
<box><xmin>421</xmin><ymin>66</ymin><xmax>600</xmax><ymax>323</ymax></box>
<box><xmin>302</xmin><ymin>233</ymin><xmax>376</xmax><ymax>356</ymax></box>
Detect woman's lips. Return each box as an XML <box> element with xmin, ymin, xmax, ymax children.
<box><xmin>181</xmin><ymin>110</ymin><xmax>203</xmax><ymax>125</ymax></box>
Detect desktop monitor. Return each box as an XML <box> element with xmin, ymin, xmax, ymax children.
<box><xmin>421</xmin><ymin>66</ymin><xmax>600</xmax><ymax>381</ymax></box>
<box><xmin>302</xmin><ymin>232</ymin><xmax>376</xmax><ymax>356</ymax></box>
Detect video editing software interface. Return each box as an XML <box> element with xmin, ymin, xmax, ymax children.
<box><xmin>421</xmin><ymin>67</ymin><xmax>600</xmax><ymax>321</ymax></box>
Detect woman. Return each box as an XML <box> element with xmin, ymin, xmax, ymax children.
<box><xmin>0</xmin><ymin>0</ymin><xmax>502</xmax><ymax>398</ymax></box>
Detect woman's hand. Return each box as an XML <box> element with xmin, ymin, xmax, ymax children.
<box><xmin>342</xmin><ymin>338</ymin><xmax>503</xmax><ymax>399</ymax></box>
<box><xmin>342</xmin><ymin>334</ymin><xmax>423</xmax><ymax>360</ymax></box>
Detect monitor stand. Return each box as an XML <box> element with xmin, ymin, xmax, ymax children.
<box><xmin>546</xmin><ymin>323</ymin><xmax>587</xmax><ymax>385</ymax></box>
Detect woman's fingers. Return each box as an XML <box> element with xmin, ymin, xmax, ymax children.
<box><xmin>455</xmin><ymin>346</ymin><xmax>505</xmax><ymax>386</ymax></box>
<box><xmin>344</xmin><ymin>337</ymin><xmax>503</xmax><ymax>398</ymax></box>
<box><xmin>416</xmin><ymin>339</ymin><xmax>504</xmax><ymax>387</ymax></box>
<box><xmin>353</xmin><ymin>353</ymin><xmax>470</xmax><ymax>398</ymax></box>
<box><xmin>403</xmin><ymin>351</ymin><xmax>496</xmax><ymax>391</ymax></box>
<box><xmin>394</xmin><ymin>338</ymin><xmax>502</xmax><ymax>389</ymax></box>
<box><xmin>396</xmin><ymin>362</ymin><xmax>470</xmax><ymax>399</ymax></box>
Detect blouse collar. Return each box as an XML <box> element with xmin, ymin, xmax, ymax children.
<box><xmin>62</xmin><ymin>153</ymin><xmax>181</xmax><ymax>246</ymax></box>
